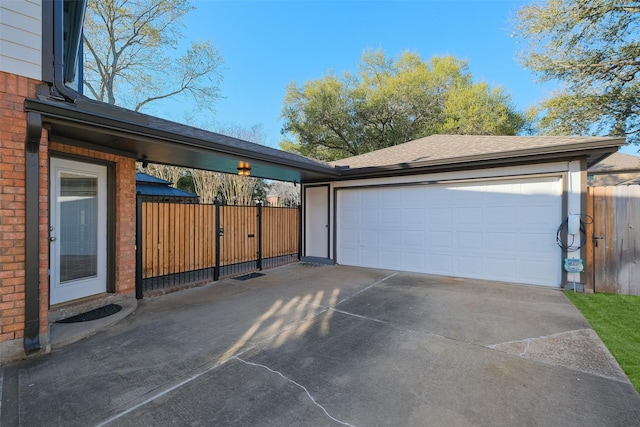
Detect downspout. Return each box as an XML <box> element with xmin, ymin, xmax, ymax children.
<box><xmin>51</xmin><ymin>0</ymin><xmax>87</xmax><ymax>101</ymax></box>
<box><xmin>24</xmin><ymin>112</ymin><xmax>43</xmax><ymax>353</ymax></box>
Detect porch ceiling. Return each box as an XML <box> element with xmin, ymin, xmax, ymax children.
<box><xmin>25</xmin><ymin>96</ymin><xmax>340</xmax><ymax>183</ymax></box>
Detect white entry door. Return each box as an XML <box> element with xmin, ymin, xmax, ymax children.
<box><xmin>50</xmin><ymin>158</ymin><xmax>107</xmax><ymax>305</ymax></box>
<box><xmin>305</xmin><ymin>185</ymin><xmax>330</xmax><ymax>259</ymax></box>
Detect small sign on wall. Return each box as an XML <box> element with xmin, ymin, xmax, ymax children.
<box><xmin>564</xmin><ymin>258</ymin><xmax>584</xmax><ymax>273</ymax></box>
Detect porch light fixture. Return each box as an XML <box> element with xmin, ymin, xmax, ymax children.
<box><xmin>237</xmin><ymin>161</ymin><xmax>251</xmax><ymax>176</ymax></box>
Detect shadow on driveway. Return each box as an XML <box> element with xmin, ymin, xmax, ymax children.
<box><xmin>2</xmin><ymin>264</ymin><xmax>639</xmax><ymax>426</ymax></box>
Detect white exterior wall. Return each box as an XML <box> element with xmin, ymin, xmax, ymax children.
<box><xmin>566</xmin><ymin>159</ymin><xmax>584</xmax><ymax>283</ymax></box>
<box><xmin>303</xmin><ymin>160</ymin><xmax>587</xmax><ymax>285</ymax></box>
<box><xmin>0</xmin><ymin>0</ymin><xmax>42</xmax><ymax>80</ymax></box>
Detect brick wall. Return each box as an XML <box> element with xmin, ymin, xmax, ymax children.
<box><xmin>1</xmin><ymin>71</ymin><xmax>137</xmax><ymax>360</ymax></box>
<box><xmin>0</xmin><ymin>72</ymin><xmax>40</xmax><ymax>356</ymax></box>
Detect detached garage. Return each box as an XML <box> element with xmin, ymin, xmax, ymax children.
<box><xmin>302</xmin><ymin>135</ymin><xmax>624</xmax><ymax>288</ymax></box>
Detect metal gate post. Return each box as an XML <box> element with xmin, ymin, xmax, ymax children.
<box><xmin>257</xmin><ymin>202</ymin><xmax>263</xmax><ymax>270</ymax></box>
<box><xmin>214</xmin><ymin>199</ymin><xmax>221</xmax><ymax>281</ymax></box>
<box><xmin>135</xmin><ymin>194</ymin><xmax>143</xmax><ymax>299</ymax></box>
<box><xmin>297</xmin><ymin>204</ymin><xmax>302</xmax><ymax>260</ymax></box>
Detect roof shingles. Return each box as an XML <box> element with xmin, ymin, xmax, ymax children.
<box><xmin>331</xmin><ymin>135</ymin><xmax>624</xmax><ymax>169</ymax></box>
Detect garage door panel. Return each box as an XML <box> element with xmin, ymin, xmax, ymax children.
<box><xmin>485</xmin><ymin>206</ymin><xmax>517</xmax><ymax>225</ymax></box>
<box><xmin>405</xmin><ymin>252</ymin><xmax>425</xmax><ymax>269</ymax></box>
<box><xmin>361</xmin><ymin>230</ymin><xmax>378</xmax><ymax>246</ymax></box>
<box><xmin>518</xmin><ymin>204</ymin><xmax>557</xmax><ymax>226</ymax></box>
<box><xmin>360</xmin><ymin>248</ymin><xmax>379</xmax><ymax>266</ymax></box>
<box><xmin>360</xmin><ymin>190</ymin><xmax>378</xmax><ymax>206</ymax></box>
<box><xmin>453</xmin><ymin>188</ymin><xmax>484</xmax><ymax>204</ymax></box>
<box><xmin>380</xmin><ymin>189</ymin><xmax>403</xmax><ymax>205</ymax></box>
<box><xmin>337</xmin><ymin>177</ymin><xmax>562</xmax><ymax>286</ymax></box>
<box><xmin>341</xmin><ymin>228</ymin><xmax>359</xmax><ymax>244</ymax></box>
<box><xmin>430</xmin><ymin>231</ymin><xmax>453</xmax><ymax>249</ymax></box>
<box><xmin>403</xmin><ymin>187</ymin><xmax>426</xmax><ymax>205</ymax></box>
<box><xmin>342</xmin><ymin>208</ymin><xmax>359</xmax><ymax>225</ymax></box>
<box><xmin>484</xmin><ymin>232</ymin><xmax>517</xmax><ymax>252</ymax></box>
<box><xmin>485</xmin><ymin>256</ymin><xmax>517</xmax><ymax>280</ymax></box>
<box><xmin>522</xmin><ymin>180</ymin><xmax>560</xmax><ymax>195</ymax></box>
<box><xmin>455</xmin><ymin>207</ymin><xmax>483</xmax><ymax>225</ymax></box>
<box><xmin>455</xmin><ymin>231</ymin><xmax>483</xmax><ymax>251</ymax></box>
<box><xmin>361</xmin><ymin>210</ymin><xmax>378</xmax><ymax>225</ymax></box>
<box><xmin>519</xmin><ymin>232</ymin><xmax>555</xmax><ymax>253</ymax></box>
<box><xmin>381</xmin><ymin>230</ymin><xmax>402</xmax><ymax>246</ymax></box>
<box><xmin>431</xmin><ymin>207</ymin><xmax>453</xmax><ymax>223</ymax></box>
<box><xmin>428</xmin><ymin>253</ymin><xmax>454</xmax><ymax>275</ymax></box>
<box><xmin>341</xmin><ymin>190</ymin><xmax>360</xmax><ymax>206</ymax></box>
<box><xmin>405</xmin><ymin>208</ymin><xmax>426</xmax><ymax>224</ymax></box>
<box><xmin>381</xmin><ymin>208</ymin><xmax>402</xmax><ymax>225</ymax></box>
<box><xmin>380</xmin><ymin>250</ymin><xmax>403</xmax><ymax>268</ymax></box>
<box><xmin>518</xmin><ymin>259</ymin><xmax>558</xmax><ymax>285</ymax></box>
<box><xmin>456</xmin><ymin>255</ymin><xmax>484</xmax><ymax>276</ymax></box>
<box><xmin>404</xmin><ymin>230</ymin><xmax>425</xmax><ymax>247</ymax></box>
<box><xmin>340</xmin><ymin>247</ymin><xmax>359</xmax><ymax>265</ymax></box>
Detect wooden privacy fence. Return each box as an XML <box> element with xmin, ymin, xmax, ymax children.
<box><xmin>135</xmin><ymin>197</ymin><xmax>300</xmax><ymax>297</ymax></box>
<box><xmin>586</xmin><ymin>185</ymin><xmax>640</xmax><ymax>295</ymax></box>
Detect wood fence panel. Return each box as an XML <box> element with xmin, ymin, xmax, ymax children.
<box><xmin>141</xmin><ymin>202</ymin><xmax>217</xmax><ymax>279</ymax></box>
<box><xmin>263</xmin><ymin>207</ymin><xmax>299</xmax><ymax>258</ymax></box>
<box><xmin>220</xmin><ymin>205</ymin><xmax>257</xmax><ymax>265</ymax></box>
<box><xmin>140</xmin><ymin>201</ymin><xmax>299</xmax><ymax>291</ymax></box>
<box><xmin>589</xmin><ymin>185</ymin><xmax>640</xmax><ymax>295</ymax></box>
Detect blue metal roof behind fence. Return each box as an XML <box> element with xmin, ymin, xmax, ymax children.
<box><xmin>136</xmin><ymin>172</ymin><xmax>198</xmax><ymax>198</ymax></box>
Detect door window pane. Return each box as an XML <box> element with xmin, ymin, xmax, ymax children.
<box><xmin>59</xmin><ymin>172</ymin><xmax>98</xmax><ymax>282</ymax></box>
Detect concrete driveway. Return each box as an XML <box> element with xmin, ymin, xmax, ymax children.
<box><xmin>2</xmin><ymin>264</ymin><xmax>639</xmax><ymax>426</ymax></box>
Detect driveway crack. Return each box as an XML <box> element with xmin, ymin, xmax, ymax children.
<box><xmin>233</xmin><ymin>356</ymin><xmax>356</xmax><ymax>427</ymax></box>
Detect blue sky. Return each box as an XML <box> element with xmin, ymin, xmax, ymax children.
<box><xmin>156</xmin><ymin>0</ymin><xmax>636</xmax><ymax>155</ymax></box>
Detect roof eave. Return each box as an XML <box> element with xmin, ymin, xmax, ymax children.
<box><xmin>337</xmin><ymin>140</ymin><xmax>624</xmax><ymax>179</ymax></box>
<box><xmin>24</xmin><ymin>97</ymin><xmax>340</xmax><ymax>182</ymax></box>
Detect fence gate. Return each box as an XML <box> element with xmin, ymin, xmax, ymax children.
<box><xmin>586</xmin><ymin>185</ymin><xmax>640</xmax><ymax>295</ymax></box>
<box><xmin>136</xmin><ymin>197</ymin><xmax>301</xmax><ymax>298</ymax></box>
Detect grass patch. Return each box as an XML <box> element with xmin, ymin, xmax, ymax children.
<box><xmin>564</xmin><ymin>291</ymin><xmax>640</xmax><ymax>393</ymax></box>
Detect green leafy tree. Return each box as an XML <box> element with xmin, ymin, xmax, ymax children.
<box><xmin>83</xmin><ymin>0</ymin><xmax>223</xmax><ymax>112</ymax></box>
<box><xmin>280</xmin><ymin>50</ymin><xmax>525</xmax><ymax>161</ymax></box>
<box><xmin>513</xmin><ymin>0</ymin><xmax>640</xmax><ymax>144</ymax></box>
<box><xmin>176</xmin><ymin>172</ymin><xmax>195</xmax><ymax>194</ymax></box>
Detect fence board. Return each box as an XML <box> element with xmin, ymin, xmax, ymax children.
<box><xmin>604</xmin><ymin>186</ymin><xmax>616</xmax><ymax>293</ymax></box>
<box><xmin>585</xmin><ymin>187</ymin><xmax>595</xmax><ymax>293</ymax></box>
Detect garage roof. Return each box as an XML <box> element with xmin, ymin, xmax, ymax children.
<box><xmin>331</xmin><ymin>134</ymin><xmax>625</xmax><ymax>179</ymax></box>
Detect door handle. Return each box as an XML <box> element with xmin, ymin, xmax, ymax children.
<box><xmin>49</xmin><ymin>237</ymin><xmax>56</xmax><ymax>242</ymax></box>
<box><xmin>592</xmin><ymin>236</ymin><xmax>604</xmax><ymax>247</ymax></box>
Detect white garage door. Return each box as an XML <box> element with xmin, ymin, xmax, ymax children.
<box><xmin>337</xmin><ymin>177</ymin><xmax>563</xmax><ymax>286</ymax></box>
